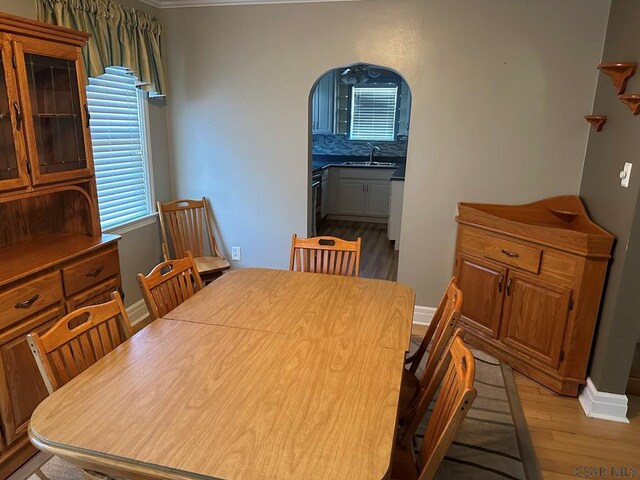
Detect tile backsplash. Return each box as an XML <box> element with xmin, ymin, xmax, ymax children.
<box><xmin>312</xmin><ymin>134</ymin><xmax>408</xmax><ymax>157</ymax></box>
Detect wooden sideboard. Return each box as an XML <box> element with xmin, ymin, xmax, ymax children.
<box><xmin>453</xmin><ymin>196</ymin><xmax>614</xmax><ymax>396</ymax></box>
<box><xmin>0</xmin><ymin>13</ymin><xmax>121</xmax><ymax>477</ymax></box>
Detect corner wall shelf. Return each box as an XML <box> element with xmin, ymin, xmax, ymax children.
<box><xmin>618</xmin><ymin>94</ymin><xmax>640</xmax><ymax>115</ymax></box>
<box><xmin>584</xmin><ymin>115</ymin><xmax>607</xmax><ymax>131</ymax></box>
<box><xmin>598</xmin><ymin>63</ymin><xmax>637</xmax><ymax>94</ymax></box>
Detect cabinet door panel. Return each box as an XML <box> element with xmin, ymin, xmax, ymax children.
<box><xmin>0</xmin><ymin>35</ymin><xmax>29</xmax><ymax>192</ymax></box>
<box><xmin>13</xmin><ymin>37</ymin><xmax>93</xmax><ymax>186</ymax></box>
<box><xmin>338</xmin><ymin>179</ymin><xmax>366</xmax><ymax>215</ymax></box>
<box><xmin>315</xmin><ymin>72</ymin><xmax>334</xmax><ymax>134</ymax></box>
<box><xmin>0</xmin><ymin>305</ymin><xmax>64</xmax><ymax>445</ymax></box>
<box><xmin>456</xmin><ymin>254</ymin><xmax>506</xmax><ymax>338</ymax></box>
<box><xmin>364</xmin><ymin>180</ymin><xmax>390</xmax><ymax>217</ymax></box>
<box><xmin>500</xmin><ymin>271</ymin><xmax>571</xmax><ymax>368</ymax></box>
<box><xmin>311</xmin><ymin>86</ymin><xmax>319</xmax><ymax>133</ymax></box>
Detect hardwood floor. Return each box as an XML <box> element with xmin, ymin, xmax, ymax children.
<box><xmin>515</xmin><ymin>372</ymin><xmax>640</xmax><ymax>479</ymax></box>
<box><xmin>411</xmin><ymin>322</ymin><xmax>640</xmax><ymax>479</ymax></box>
<box><xmin>317</xmin><ymin>220</ymin><xmax>398</xmax><ymax>281</ymax></box>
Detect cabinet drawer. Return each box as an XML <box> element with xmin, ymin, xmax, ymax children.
<box><xmin>66</xmin><ymin>277</ymin><xmax>120</xmax><ymax>311</ymax></box>
<box><xmin>0</xmin><ymin>272</ymin><xmax>63</xmax><ymax>330</ymax></box>
<box><xmin>484</xmin><ymin>236</ymin><xmax>542</xmax><ymax>274</ymax></box>
<box><xmin>62</xmin><ymin>248</ymin><xmax>120</xmax><ymax>296</ymax></box>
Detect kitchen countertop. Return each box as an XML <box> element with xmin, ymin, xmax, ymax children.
<box><xmin>390</xmin><ymin>163</ymin><xmax>405</xmax><ymax>181</ymax></box>
<box><xmin>312</xmin><ymin>155</ymin><xmax>406</xmax><ymax>178</ymax></box>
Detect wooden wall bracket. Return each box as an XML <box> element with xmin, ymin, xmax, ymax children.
<box><xmin>598</xmin><ymin>63</ymin><xmax>637</xmax><ymax>94</ymax></box>
<box><xmin>618</xmin><ymin>94</ymin><xmax>640</xmax><ymax>115</ymax></box>
<box><xmin>584</xmin><ymin>115</ymin><xmax>607</xmax><ymax>131</ymax></box>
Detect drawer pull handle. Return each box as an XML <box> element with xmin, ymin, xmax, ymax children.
<box><xmin>86</xmin><ymin>266</ymin><xmax>104</xmax><ymax>278</ymax></box>
<box><xmin>501</xmin><ymin>249</ymin><xmax>520</xmax><ymax>258</ymax></box>
<box><xmin>15</xmin><ymin>294</ymin><xmax>39</xmax><ymax>309</ymax></box>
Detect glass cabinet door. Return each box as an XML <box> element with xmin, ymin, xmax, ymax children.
<box><xmin>0</xmin><ymin>35</ymin><xmax>29</xmax><ymax>192</ymax></box>
<box><xmin>13</xmin><ymin>37</ymin><xmax>93</xmax><ymax>186</ymax></box>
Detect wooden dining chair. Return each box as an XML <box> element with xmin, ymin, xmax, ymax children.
<box><xmin>157</xmin><ymin>197</ymin><xmax>230</xmax><ymax>282</ymax></box>
<box><xmin>289</xmin><ymin>234</ymin><xmax>362</xmax><ymax>277</ymax></box>
<box><xmin>27</xmin><ymin>295</ymin><xmax>130</xmax><ymax>480</ymax></box>
<box><xmin>27</xmin><ymin>292</ymin><xmax>133</xmax><ymax>395</ymax></box>
<box><xmin>398</xmin><ymin>278</ymin><xmax>463</xmax><ymax>419</ymax></box>
<box><xmin>137</xmin><ymin>251</ymin><xmax>204</xmax><ymax>321</ymax></box>
<box><xmin>392</xmin><ymin>333</ymin><xmax>477</xmax><ymax>480</ymax></box>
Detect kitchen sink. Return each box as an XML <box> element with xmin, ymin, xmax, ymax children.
<box><xmin>342</xmin><ymin>161</ymin><xmax>397</xmax><ymax>167</ymax></box>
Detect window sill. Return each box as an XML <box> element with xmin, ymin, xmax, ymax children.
<box><xmin>104</xmin><ymin>213</ymin><xmax>158</xmax><ymax>236</ymax></box>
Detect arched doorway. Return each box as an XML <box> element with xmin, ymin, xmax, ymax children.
<box><xmin>308</xmin><ymin>64</ymin><xmax>412</xmax><ymax>280</ymax></box>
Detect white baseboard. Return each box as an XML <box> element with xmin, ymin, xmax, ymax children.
<box><xmin>413</xmin><ymin>305</ymin><xmax>436</xmax><ymax>326</ymax></box>
<box><xmin>127</xmin><ymin>299</ymin><xmax>150</xmax><ymax>327</ymax></box>
<box><xmin>578</xmin><ymin>377</ymin><xmax>629</xmax><ymax>423</ymax></box>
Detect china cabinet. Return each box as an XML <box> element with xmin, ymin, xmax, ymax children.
<box><xmin>0</xmin><ymin>13</ymin><xmax>121</xmax><ymax>477</ymax></box>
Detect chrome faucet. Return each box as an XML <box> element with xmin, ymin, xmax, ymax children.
<box><xmin>366</xmin><ymin>143</ymin><xmax>381</xmax><ymax>164</ymax></box>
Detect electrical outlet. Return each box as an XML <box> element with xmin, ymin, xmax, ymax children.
<box><xmin>231</xmin><ymin>246</ymin><xmax>242</xmax><ymax>261</ymax></box>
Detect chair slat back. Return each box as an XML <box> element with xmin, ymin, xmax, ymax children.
<box><xmin>27</xmin><ymin>292</ymin><xmax>133</xmax><ymax>394</ymax></box>
<box><xmin>400</xmin><ymin>333</ymin><xmax>477</xmax><ymax>480</ymax></box>
<box><xmin>408</xmin><ymin>279</ymin><xmax>463</xmax><ymax>388</ymax></box>
<box><xmin>289</xmin><ymin>234</ymin><xmax>362</xmax><ymax>277</ymax></box>
<box><xmin>137</xmin><ymin>252</ymin><xmax>204</xmax><ymax>320</ymax></box>
<box><xmin>158</xmin><ymin>198</ymin><xmax>221</xmax><ymax>260</ymax></box>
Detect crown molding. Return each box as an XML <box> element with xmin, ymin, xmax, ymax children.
<box><xmin>139</xmin><ymin>0</ymin><xmax>364</xmax><ymax>8</ymax></box>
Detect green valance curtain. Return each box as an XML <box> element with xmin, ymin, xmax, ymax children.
<box><xmin>36</xmin><ymin>0</ymin><xmax>167</xmax><ymax>97</ymax></box>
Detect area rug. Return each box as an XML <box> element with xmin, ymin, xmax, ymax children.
<box><xmin>411</xmin><ymin>336</ymin><xmax>542</xmax><ymax>480</ymax></box>
<box><xmin>27</xmin><ymin>339</ymin><xmax>542</xmax><ymax>480</ymax></box>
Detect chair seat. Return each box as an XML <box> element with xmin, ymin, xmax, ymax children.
<box><xmin>398</xmin><ymin>369</ymin><xmax>421</xmax><ymax>420</ymax></box>
<box><xmin>391</xmin><ymin>444</ymin><xmax>419</xmax><ymax>480</ymax></box>
<box><xmin>195</xmin><ymin>256</ymin><xmax>231</xmax><ymax>275</ymax></box>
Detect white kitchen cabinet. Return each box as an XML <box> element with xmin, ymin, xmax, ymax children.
<box><xmin>365</xmin><ymin>181</ymin><xmax>391</xmax><ymax>217</ymax></box>
<box><xmin>397</xmin><ymin>81</ymin><xmax>411</xmax><ymax>137</ymax></box>
<box><xmin>388</xmin><ymin>180</ymin><xmax>404</xmax><ymax>250</ymax></box>
<box><xmin>338</xmin><ymin>179</ymin><xmax>367</xmax><ymax>215</ymax></box>
<box><xmin>327</xmin><ymin>167</ymin><xmax>394</xmax><ymax>219</ymax></box>
<box><xmin>312</xmin><ymin>71</ymin><xmax>334</xmax><ymax>134</ymax></box>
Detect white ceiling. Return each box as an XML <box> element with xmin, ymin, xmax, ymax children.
<box><xmin>139</xmin><ymin>0</ymin><xmax>363</xmax><ymax>8</ymax></box>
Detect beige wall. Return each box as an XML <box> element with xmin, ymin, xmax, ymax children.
<box><xmin>1</xmin><ymin>0</ymin><xmax>172</xmax><ymax>307</ymax></box>
<box><xmin>163</xmin><ymin>0</ymin><xmax>610</xmax><ymax>305</ymax></box>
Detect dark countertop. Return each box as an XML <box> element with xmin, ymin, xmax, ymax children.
<box><xmin>312</xmin><ymin>155</ymin><xmax>406</xmax><ymax>177</ymax></box>
<box><xmin>391</xmin><ymin>163</ymin><xmax>406</xmax><ymax>181</ymax></box>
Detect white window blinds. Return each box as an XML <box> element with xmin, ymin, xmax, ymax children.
<box><xmin>86</xmin><ymin>66</ymin><xmax>151</xmax><ymax>230</ymax></box>
<box><xmin>349</xmin><ymin>85</ymin><xmax>398</xmax><ymax>141</ymax></box>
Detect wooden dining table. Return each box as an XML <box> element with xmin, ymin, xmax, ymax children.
<box><xmin>29</xmin><ymin>268</ymin><xmax>416</xmax><ymax>480</ymax></box>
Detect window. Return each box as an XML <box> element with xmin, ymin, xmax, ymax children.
<box><xmin>86</xmin><ymin>66</ymin><xmax>152</xmax><ymax>231</ymax></box>
<box><xmin>349</xmin><ymin>85</ymin><xmax>398</xmax><ymax>141</ymax></box>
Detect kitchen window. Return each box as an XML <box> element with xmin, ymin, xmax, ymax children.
<box><xmin>349</xmin><ymin>85</ymin><xmax>398</xmax><ymax>141</ymax></box>
<box><xmin>86</xmin><ymin>66</ymin><xmax>153</xmax><ymax>231</ymax></box>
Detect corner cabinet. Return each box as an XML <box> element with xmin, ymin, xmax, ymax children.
<box><xmin>0</xmin><ymin>13</ymin><xmax>122</xmax><ymax>477</ymax></box>
<box><xmin>454</xmin><ymin>196</ymin><xmax>613</xmax><ymax>396</ymax></box>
